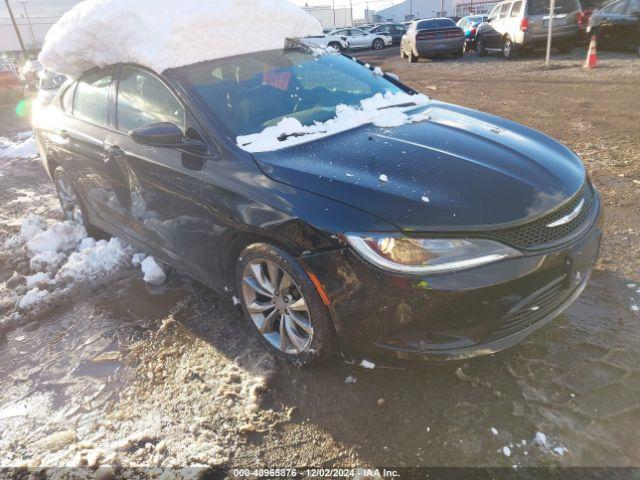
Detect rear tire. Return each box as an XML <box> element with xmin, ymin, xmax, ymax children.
<box><xmin>236</xmin><ymin>243</ymin><xmax>336</xmax><ymax>367</ymax></box>
<box><xmin>502</xmin><ymin>35</ymin><xmax>517</xmax><ymax>59</ymax></box>
<box><xmin>477</xmin><ymin>35</ymin><xmax>488</xmax><ymax>57</ymax></box>
<box><xmin>409</xmin><ymin>49</ymin><xmax>418</xmax><ymax>63</ymax></box>
<box><xmin>53</xmin><ymin>166</ymin><xmax>105</xmax><ymax>239</ymax></box>
<box><xmin>372</xmin><ymin>38</ymin><xmax>385</xmax><ymax>50</ymax></box>
<box><xmin>328</xmin><ymin>42</ymin><xmax>343</xmax><ymax>52</ymax></box>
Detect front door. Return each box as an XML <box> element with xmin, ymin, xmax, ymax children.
<box><xmin>106</xmin><ymin>66</ymin><xmax>214</xmax><ymax>279</ymax></box>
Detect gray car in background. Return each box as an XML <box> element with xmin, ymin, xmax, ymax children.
<box><xmin>401</xmin><ymin>18</ymin><xmax>466</xmax><ymax>61</ymax></box>
<box><xmin>329</xmin><ymin>28</ymin><xmax>393</xmax><ymax>50</ymax></box>
<box><xmin>476</xmin><ymin>0</ymin><xmax>581</xmax><ymax>58</ymax></box>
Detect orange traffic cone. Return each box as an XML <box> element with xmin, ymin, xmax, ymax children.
<box><xmin>584</xmin><ymin>35</ymin><xmax>598</xmax><ymax>68</ymax></box>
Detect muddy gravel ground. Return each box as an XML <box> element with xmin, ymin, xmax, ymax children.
<box><xmin>0</xmin><ymin>47</ymin><xmax>639</xmax><ymax>475</ymax></box>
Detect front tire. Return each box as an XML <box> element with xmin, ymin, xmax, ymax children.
<box><xmin>236</xmin><ymin>243</ymin><xmax>336</xmax><ymax>367</ymax></box>
<box><xmin>53</xmin><ymin>166</ymin><xmax>104</xmax><ymax>238</ymax></box>
<box><xmin>328</xmin><ymin>41</ymin><xmax>343</xmax><ymax>52</ymax></box>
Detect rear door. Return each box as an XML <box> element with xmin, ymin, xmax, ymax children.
<box><xmin>482</xmin><ymin>4</ymin><xmax>505</xmax><ymax>47</ymax></box>
<box><xmin>107</xmin><ymin>66</ymin><xmax>215</xmax><ymax>276</ymax></box>
<box><xmin>348</xmin><ymin>29</ymin><xmax>370</xmax><ymax>48</ymax></box>
<box><xmin>47</xmin><ymin>69</ymin><xmax>134</xmax><ymax>232</ymax></box>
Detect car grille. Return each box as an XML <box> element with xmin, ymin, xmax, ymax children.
<box><xmin>490</xmin><ymin>183</ymin><xmax>596</xmax><ymax>250</ymax></box>
<box><xmin>490</xmin><ymin>276</ymin><xmax>569</xmax><ymax>340</ymax></box>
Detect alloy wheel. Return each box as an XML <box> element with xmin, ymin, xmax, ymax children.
<box><xmin>241</xmin><ymin>258</ymin><xmax>313</xmax><ymax>355</ymax></box>
<box><xmin>373</xmin><ymin>39</ymin><xmax>384</xmax><ymax>50</ymax></box>
<box><xmin>503</xmin><ymin>37</ymin><xmax>513</xmax><ymax>59</ymax></box>
<box><xmin>55</xmin><ymin>172</ymin><xmax>84</xmax><ymax>226</ymax></box>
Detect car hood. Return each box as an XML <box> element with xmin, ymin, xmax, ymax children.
<box><xmin>252</xmin><ymin>101</ymin><xmax>586</xmax><ymax>232</ymax></box>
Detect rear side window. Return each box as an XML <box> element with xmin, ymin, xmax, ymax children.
<box><xmin>73</xmin><ymin>71</ymin><xmax>113</xmax><ymax>127</ymax></box>
<box><xmin>500</xmin><ymin>3</ymin><xmax>512</xmax><ymax>17</ymax></box>
<box><xmin>527</xmin><ymin>0</ymin><xmax>581</xmax><ymax>15</ymax></box>
<box><xmin>116</xmin><ymin>67</ymin><xmax>185</xmax><ymax>133</ymax></box>
<box><xmin>511</xmin><ymin>1</ymin><xmax>524</xmax><ymax>15</ymax></box>
<box><xmin>627</xmin><ymin>0</ymin><xmax>640</xmax><ymax>13</ymax></box>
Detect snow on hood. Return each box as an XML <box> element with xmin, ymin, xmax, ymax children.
<box><xmin>38</xmin><ymin>0</ymin><xmax>323</xmax><ymax>78</ymax></box>
<box><xmin>237</xmin><ymin>91</ymin><xmax>431</xmax><ymax>153</ymax></box>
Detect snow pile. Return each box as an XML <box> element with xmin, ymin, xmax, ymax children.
<box><xmin>0</xmin><ymin>132</ymin><xmax>38</xmax><ymax>159</ymax></box>
<box><xmin>237</xmin><ymin>91</ymin><xmax>430</xmax><ymax>153</ymax></box>
<box><xmin>57</xmin><ymin>238</ymin><xmax>132</xmax><ymax>281</ymax></box>
<box><xmin>39</xmin><ymin>0</ymin><xmax>322</xmax><ymax>78</ymax></box>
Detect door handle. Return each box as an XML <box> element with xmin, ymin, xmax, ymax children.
<box><xmin>103</xmin><ymin>145</ymin><xmax>124</xmax><ymax>164</ymax></box>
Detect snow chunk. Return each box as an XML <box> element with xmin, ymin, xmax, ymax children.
<box><xmin>421</xmin><ymin>196</ymin><xmax>431</xmax><ymax>203</ymax></box>
<box><xmin>359</xmin><ymin>359</ymin><xmax>376</xmax><ymax>369</ymax></box>
<box><xmin>534</xmin><ymin>432</ymin><xmax>549</xmax><ymax>448</ymax></box>
<box><xmin>57</xmin><ymin>238</ymin><xmax>131</xmax><ymax>281</ymax></box>
<box><xmin>131</xmin><ymin>253</ymin><xmax>146</xmax><ymax>267</ymax></box>
<box><xmin>39</xmin><ymin>0</ymin><xmax>322</xmax><ymax>78</ymax></box>
<box><xmin>27</xmin><ymin>222</ymin><xmax>87</xmax><ymax>255</ymax></box>
<box><xmin>26</xmin><ymin>272</ymin><xmax>54</xmax><ymax>289</ymax></box>
<box><xmin>0</xmin><ymin>133</ymin><xmax>38</xmax><ymax>159</ymax></box>
<box><xmin>141</xmin><ymin>256</ymin><xmax>166</xmax><ymax>286</ymax></box>
<box><xmin>501</xmin><ymin>446</ymin><xmax>511</xmax><ymax>457</ymax></box>
<box><xmin>237</xmin><ymin>91</ymin><xmax>430</xmax><ymax>153</ymax></box>
<box><xmin>379</xmin><ymin>174</ymin><xmax>389</xmax><ymax>183</ymax></box>
<box><xmin>373</xmin><ymin>66</ymin><xmax>384</xmax><ymax>76</ymax></box>
<box><xmin>491</xmin><ymin>427</ymin><xmax>498</xmax><ymax>436</ymax></box>
<box><xmin>19</xmin><ymin>288</ymin><xmax>49</xmax><ymax>310</ymax></box>
<box><xmin>345</xmin><ymin>375</ymin><xmax>357</xmax><ymax>384</ymax></box>
<box><xmin>4</xmin><ymin>214</ymin><xmax>46</xmax><ymax>248</ymax></box>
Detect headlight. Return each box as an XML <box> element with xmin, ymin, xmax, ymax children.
<box><xmin>346</xmin><ymin>234</ymin><xmax>521</xmax><ymax>275</ymax></box>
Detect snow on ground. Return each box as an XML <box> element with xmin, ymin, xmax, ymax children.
<box><xmin>237</xmin><ymin>91</ymin><xmax>430</xmax><ymax>153</ymax></box>
<box><xmin>1</xmin><ymin>214</ymin><xmax>167</xmax><ymax>329</ymax></box>
<box><xmin>39</xmin><ymin>0</ymin><xmax>322</xmax><ymax>78</ymax></box>
<box><xmin>0</xmin><ymin>132</ymin><xmax>38</xmax><ymax>160</ymax></box>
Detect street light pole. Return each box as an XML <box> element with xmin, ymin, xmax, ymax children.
<box><xmin>18</xmin><ymin>1</ymin><xmax>36</xmax><ymax>47</ymax></box>
<box><xmin>4</xmin><ymin>0</ymin><xmax>28</xmax><ymax>57</ymax></box>
<box><xmin>332</xmin><ymin>0</ymin><xmax>336</xmax><ymax>27</ymax></box>
<box><xmin>350</xmin><ymin>0</ymin><xmax>354</xmax><ymax>26</ymax></box>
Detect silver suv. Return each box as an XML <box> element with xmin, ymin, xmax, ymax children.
<box><xmin>476</xmin><ymin>0</ymin><xmax>581</xmax><ymax>58</ymax></box>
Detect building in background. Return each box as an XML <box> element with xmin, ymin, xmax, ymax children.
<box><xmin>301</xmin><ymin>4</ymin><xmax>353</xmax><ymax>29</ymax></box>
<box><xmin>453</xmin><ymin>0</ymin><xmax>500</xmax><ymax>16</ymax></box>
<box><xmin>372</xmin><ymin>0</ymin><xmax>456</xmax><ymax>22</ymax></box>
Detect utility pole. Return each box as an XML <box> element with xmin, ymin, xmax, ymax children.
<box><xmin>18</xmin><ymin>2</ymin><xmax>36</xmax><ymax>47</ymax></box>
<box><xmin>332</xmin><ymin>0</ymin><xmax>336</xmax><ymax>27</ymax></box>
<box><xmin>440</xmin><ymin>0</ymin><xmax>445</xmax><ymax>16</ymax></box>
<box><xmin>410</xmin><ymin>0</ymin><xmax>413</xmax><ymax>19</ymax></box>
<box><xmin>350</xmin><ymin>0</ymin><xmax>354</xmax><ymax>26</ymax></box>
<box><xmin>545</xmin><ymin>0</ymin><xmax>556</xmax><ymax>67</ymax></box>
<box><xmin>4</xmin><ymin>0</ymin><xmax>28</xmax><ymax>57</ymax></box>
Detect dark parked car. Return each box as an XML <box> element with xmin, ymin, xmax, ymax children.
<box><xmin>401</xmin><ymin>18</ymin><xmax>466</xmax><ymax>60</ymax></box>
<box><xmin>369</xmin><ymin>23</ymin><xmax>408</xmax><ymax>44</ymax></box>
<box><xmin>587</xmin><ymin>0</ymin><xmax>640</xmax><ymax>53</ymax></box>
<box><xmin>34</xmin><ymin>46</ymin><xmax>602</xmax><ymax>366</ymax></box>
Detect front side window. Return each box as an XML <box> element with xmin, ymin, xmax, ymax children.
<box><xmin>488</xmin><ymin>4</ymin><xmax>502</xmax><ymax>20</ymax></box>
<box><xmin>73</xmin><ymin>71</ymin><xmax>113</xmax><ymax>127</ymax></box>
<box><xmin>527</xmin><ymin>0</ymin><xmax>581</xmax><ymax>14</ymax></box>
<box><xmin>116</xmin><ymin>67</ymin><xmax>185</xmax><ymax>133</ymax></box>
<box><xmin>350</xmin><ymin>29</ymin><xmax>366</xmax><ymax>36</ymax></box>
<box><xmin>627</xmin><ymin>0</ymin><xmax>640</xmax><ymax>13</ymax></box>
<box><xmin>175</xmin><ymin>49</ymin><xmax>404</xmax><ymax>139</ymax></box>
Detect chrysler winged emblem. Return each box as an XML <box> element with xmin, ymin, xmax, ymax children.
<box><xmin>546</xmin><ymin>199</ymin><xmax>585</xmax><ymax>228</ymax></box>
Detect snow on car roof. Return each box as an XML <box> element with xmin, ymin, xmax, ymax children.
<box><xmin>38</xmin><ymin>0</ymin><xmax>323</xmax><ymax>78</ymax></box>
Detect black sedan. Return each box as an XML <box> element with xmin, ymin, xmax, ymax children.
<box><xmin>368</xmin><ymin>23</ymin><xmax>407</xmax><ymax>45</ymax></box>
<box><xmin>587</xmin><ymin>0</ymin><xmax>640</xmax><ymax>53</ymax></box>
<box><xmin>34</xmin><ymin>47</ymin><xmax>602</xmax><ymax>366</ymax></box>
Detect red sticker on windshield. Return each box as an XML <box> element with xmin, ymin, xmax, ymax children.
<box><xmin>263</xmin><ymin>69</ymin><xmax>291</xmax><ymax>91</ymax></box>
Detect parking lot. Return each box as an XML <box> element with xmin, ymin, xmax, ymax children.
<box><xmin>0</xmin><ymin>46</ymin><xmax>639</xmax><ymax>471</ymax></box>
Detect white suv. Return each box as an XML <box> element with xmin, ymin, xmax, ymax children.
<box><xmin>476</xmin><ymin>0</ymin><xmax>581</xmax><ymax>58</ymax></box>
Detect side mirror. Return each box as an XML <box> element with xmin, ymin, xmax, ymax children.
<box><xmin>131</xmin><ymin>122</ymin><xmax>206</xmax><ymax>154</ymax></box>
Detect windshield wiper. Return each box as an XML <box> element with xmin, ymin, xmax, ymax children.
<box><xmin>377</xmin><ymin>102</ymin><xmax>419</xmax><ymax>111</ymax></box>
<box><xmin>277</xmin><ymin>130</ymin><xmax>326</xmax><ymax>142</ymax></box>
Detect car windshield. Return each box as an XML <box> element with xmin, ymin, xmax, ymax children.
<box><xmin>469</xmin><ymin>15</ymin><xmax>487</xmax><ymax>24</ymax></box>
<box><xmin>528</xmin><ymin>0</ymin><xmax>581</xmax><ymax>14</ymax></box>
<box><xmin>175</xmin><ymin>49</ymin><xmax>405</xmax><ymax>139</ymax></box>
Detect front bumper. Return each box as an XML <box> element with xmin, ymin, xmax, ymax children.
<box><xmin>302</xmin><ymin>193</ymin><xmax>603</xmax><ymax>362</ymax></box>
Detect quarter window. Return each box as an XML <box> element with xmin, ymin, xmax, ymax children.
<box><xmin>73</xmin><ymin>71</ymin><xmax>113</xmax><ymax>127</ymax></box>
<box><xmin>500</xmin><ymin>3</ymin><xmax>512</xmax><ymax>17</ymax></box>
<box><xmin>116</xmin><ymin>67</ymin><xmax>185</xmax><ymax>133</ymax></box>
<box><xmin>511</xmin><ymin>1</ymin><xmax>523</xmax><ymax>15</ymax></box>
